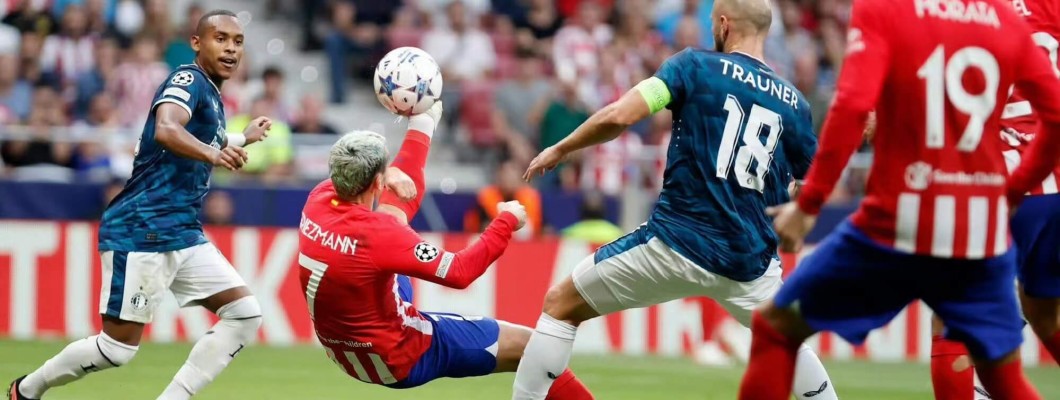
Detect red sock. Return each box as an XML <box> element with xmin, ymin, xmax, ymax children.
<box><xmin>930</xmin><ymin>335</ymin><xmax>975</xmax><ymax>400</ymax></box>
<box><xmin>544</xmin><ymin>369</ymin><xmax>594</xmax><ymax>400</ymax></box>
<box><xmin>379</xmin><ymin>130</ymin><xmax>430</xmax><ymax>218</ymax></box>
<box><xmin>1042</xmin><ymin>331</ymin><xmax>1060</xmax><ymax>363</ymax></box>
<box><xmin>738</xmin><ymin>311</ymin><xmax>800</xmax><ymax>400</ymax></box>
<box><xmin>977</xmin><ymin>356</ymin><xmax>1042</xmax><ymax>400</ymax></box>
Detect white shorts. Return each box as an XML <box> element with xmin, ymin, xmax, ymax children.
<box><xmin>572</xmin><ymin>228</ymin><xmax>782</xmax><ymax>326</ymax></box>
<box><xmin>99</xmin><ymin>242</ymin><xmax>246</xmax><ymax>323</ymax></box>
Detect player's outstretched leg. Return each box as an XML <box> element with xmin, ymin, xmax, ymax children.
<box><xmin>495</xmin><ymin>322</ymin><xmax>593</xmax><ymax>400</ymax></box>
<box><xmin>159</xmin><ymin>287</ymin><xmax>261</xmax><ymax>400</ymax></box>
<box><xmin>11</xmin><ymin>317</ymin><xmax>140</xmax><ymax>400</ymax></box>
<box><xmin>928</xmin><ymin>315</ymin><xmax>980</xmax><ymax>400</ymax></box>
<box><xmin>791</xmin><ymin>344</ymin><xmax>837</xmax><ymax>399</ymax></box>
<box><xmin>974</xmin><ymin>352</ymin><xmax>1041</xmax><ymax>400</ymax></box>
<box><xmin>1021</xmin><ymin>292</ymin><xmax>1060</xmax><ymax>362</ymax></box>
<box><xmin>512</xmin><ymin>277</ymin><xmax>599</xmax><ymax>400</ymax></box>
<box><xmin>738</xmin><ymin>304</ymin><xmax>816</xmax><ymax>400</ymax></box>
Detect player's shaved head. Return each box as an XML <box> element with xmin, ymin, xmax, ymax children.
<box><xmin>196</xmin><ymin>9</ymin><xmax>238</xmax><ymax>36</ymax></box>
<box><xmin>712</xmin><ymin>0</ymin><xmax>772</xmax><ymax>52</ymax></box>
<box><xmin>330</xmin><ymin>131</ymin><xmax>389</xmax><ymax>201</ymax></box>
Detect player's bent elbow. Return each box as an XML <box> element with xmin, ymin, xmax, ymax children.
<box><xmin>153</xmin><ymin>123</ymin><xmax>179</xmax><ymax>147</ymax></box>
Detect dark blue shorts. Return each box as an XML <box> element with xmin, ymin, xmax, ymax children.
<box><xmin>387</xmin><ymin>312</ymin><xmax>500</xmax><ymax>389</ymax></box>
<box><xmin>774</xmin><ymin>221</ymin><xmax>1024</xmax><ymax>361</ymax></box>
<box><xmin>1011</xmin><ymin>194</ymin><xmax>1060</xmax><ymax>298</ymax></box>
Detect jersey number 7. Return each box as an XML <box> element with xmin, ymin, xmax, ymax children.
<box><xmin>716</xmin><ymin>95</ymin><xmax>783</xmax><ymax>192</ymax></box>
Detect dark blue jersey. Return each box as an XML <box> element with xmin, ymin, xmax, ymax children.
<box><xmin>98</xmin><ymin>64</ymin><xmax>227</xmax><ymax>252</ymax></box>
<box><xmin>648</xmin><ymin>48</ymin><xmax>817</xmax><ymax>282</ymax></box>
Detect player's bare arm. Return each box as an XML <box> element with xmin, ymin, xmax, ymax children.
<box><xmin>154</xmin><ymin>102</ymin><xmax>247</xmax><ymax>171</ymax></box>
<box><xmin>376</xmin><ymin>102</ymin><xmax>444</xmax><ymax>223</ymax></box>
<box><xmin>524</xmin><ymin>85</ymin><xmax>652</xmax><ymax>181</ymax></box>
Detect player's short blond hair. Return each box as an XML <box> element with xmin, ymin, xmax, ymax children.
<box><xmin>329</xmin><ymin>131</ymin><xmax>388</xmax><ymax>200</ymax></box>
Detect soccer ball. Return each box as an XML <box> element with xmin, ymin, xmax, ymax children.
<box><xmin>373</xmin><ymin>47</ymin><xmax>443</xmax><ymax>116</ymax></box>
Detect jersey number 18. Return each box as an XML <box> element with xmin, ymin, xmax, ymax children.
<box><xmin>716</xmin><ymin>95</ymin><xmax>783</xmax><ymax>192</ymax></box>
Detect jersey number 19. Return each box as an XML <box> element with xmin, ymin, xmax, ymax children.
<box><xmin>716</xmin><ymin>95</ymin><xmax>783</xmax><ymax>192</ymax></box>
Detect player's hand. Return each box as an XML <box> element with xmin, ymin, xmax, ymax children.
<box><xmin>767</xmin><ymin>202</ymin><xmax>817</xmax><ymax>253</ymax></box>
<box><xmin>523</xmin><ymin>146</ymin><xmax>565</xmax><ymax>181</ymax></box>
<box><xmin>385</xmin><ymin>167</ymin><xmax>417</xmax><ymax>201</ymax></box>
<box><xmin>497</xmin><ymin>200</ymin><xmax>528</xmax><ymax>230</ymax></box>
<box><xmin>213</xmin><ymin>146</ymin><xmax>248</xmax><ymax>171</ymax></box>
<box><xmin>408</xmin><ymin>101</ymin><xmax>443</xmax><ymax>134</ymax></box>
<box><xmin>243</xmin><ymin>116</ymin><xmax>272</xmax><ymax>145</ymax></box>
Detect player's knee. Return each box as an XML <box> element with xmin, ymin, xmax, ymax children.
<box><xmin>217</xmin><ymin>296</ymin><xmax>263</xmax><ymax>340</ymax></box>
<box><xmin>541</xmin><ymin>281</ymin><xmax>593</xmax><ymax>326</ymax></box>
<box><xmin>97</xmin><ymin>332</ymin><xmax>138</xmax><ymax>367</ymax></box>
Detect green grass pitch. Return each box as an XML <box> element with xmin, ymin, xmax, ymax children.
<box><xmin>1</xmin><ymin>340</ymin><xmax>1057</xmax><ymax>399</ymax></box>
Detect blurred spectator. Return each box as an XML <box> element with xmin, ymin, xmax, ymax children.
<box><xmin>52</xmin><ymin>0</ymin><xmax>116</xmax><ymax>27</ymax></box>
<box><xmin>39</xmin><ymin>4</ymin><xmax>95</xmax><ymax>86</ymax></box>
<box><xmin>0</xmin><ymin>52</ymin><xmax>33</xmax><ymax>122</ymax></box>
<box><xmin>227</xmin><ymin>97</ymin><xmax>294</xmax><ymax>183</ymax></box>
<box><xmin>492</xmin><ymin>49</ymin><xmax>550</xmax><ymax>164</ymax></box>
<box><xmin>656</xmin><ymin>0</ymin><xmax>712</xmax><ymax>49</ymax></box>
<box><xmin>464</xmin><ymin>160</ymin><xmax>542</xmax><ymax>239</ymax></box>
<box><xmin>561</xmin><ymin>191</ymin><xmax>622</xmax><ymax>244</ymax></box>
<box><xmin>73</xmin><ymin>36</ymin><xmax>117</xmax><ymax>119</ymax></box>
<box><xmin>348</xmin><ymin>0</ymin><xmax>403</xmax><ymax>26</ymax></box>
<box><xmin>18</xmin><ymin>31</ymin><xmax>44</xmax><ymax>83</ymax></box>
<box><xmin>325</xmin><ymin>1</ymin><xmax>384</xmax><ymax>104</ymax></box>
<box><xmin>672</xmin><ymin>15</ymin><xmax>701</xmax><ymax>50</ymax></box>
<box><xmin>1</xmin><ymin>85</ymin><xmax>72</xmax><ymax>168</ymax></box>
<box><xmin>421</xmin><ymin>1</ymin><xmax>496</xmax><ymax>132</ymax></box>
<box><xmin>203</xmin><ymin>190</ymin><xmax>235</xmax><ymax>225</ymax></box>
<box><xmin>78</xmin><ymin>91</ymin><xmax>119</xmax><ymax>127</ymax></box>
<box><xmin>419</xmin><ymin>0</ymin><xmax>490</xmax><ymax>19</ymax></box>
<box><xmin>164</xmin><ymin>3</ymin><xmax>202</xmax><ymax>69</ymax></box>
<box><xmin>137</xmin><ymin>0</ymin><xmax>172</xmax><ymax>46</ymax></box>
<box><xmin>557</xmin><ymin>0</ymin><xmax>612</xmax><ymax>19</ymax></box>
<box><xmin>534</xmin><ymin>82</ymin><xmax>589</xmax><ymax>190</ymax></box>
<box><xmin>552</xmin><ymin>1</ymin><xmax>611</xmax><ymax>107</ymax></box>
<box><xmin>513</xmin><ymin>0</ymin><xmax>561</xmax><ymax>42</ymax></box>
<box><xmin>536</xmin><ymin>82</ymin><xmax>589</xmax><ymax>151</ymax></box>
<box><xmin>3</xmin><ymin>1</ymin><xmax>58</xmax><ymax>36</ymax></box>
<box><xmin>258</xmin><ymin>66</ymin><xmax>295</xmax><ymax>123</ymax></box>
<box><xmin>291</xmin><ymin>94</ymin><xmax>339</xmax><ymax>135</ymax></box>
<box><xmin>111</xmin><ymin>34</ymin><xmax>169</xmax><ymax>128</ymax></box>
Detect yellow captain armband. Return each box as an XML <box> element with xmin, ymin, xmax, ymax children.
<box><xmin>634</xmin><ymin>77</ymin><xmax>672</xmax><ymax>114</ymax></box>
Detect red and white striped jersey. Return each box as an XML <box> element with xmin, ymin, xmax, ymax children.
<box><xmin>298</xmin><ymin>180</ymin><xmax>516</xmax><ymax>384</ymax></box>
<box><xmin>798</xmin><ymin>0</ymin><xmax>1060</xmax><ymax>259</ymax></box>
<box><xmin>1000</xmin><ymin>0</ymin><xmax>1060</xmax><ymax>196</ymax></box>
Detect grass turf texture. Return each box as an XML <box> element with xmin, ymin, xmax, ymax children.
<box><xmin>1</xmin><ymin>340</ymin><xmax>1056</xmax><ymax>399</ymax></box>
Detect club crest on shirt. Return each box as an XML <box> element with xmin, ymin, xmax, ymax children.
<box><xmin>905</xmin><ymin>161</ymin><xmax>933</xmax><ymax>191</ymax></box>
<box><xmin>171</xmin><ymin>71</ymin><xmax>195</xmax><ymax>86</ymax></box>
<box><xmin>414</xmin><ymin>242</ymin><xmax>440</xmax><ymax>262</ymax></box>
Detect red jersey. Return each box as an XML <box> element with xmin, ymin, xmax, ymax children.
<box><xmin>297</xmin><ymin>180</ymin><xmax>517</xmax><ymax>384</ymax></box>
<box><xmin>1000</xmin><ymin>0</ymin><xmax>1060</xmax><ymax>195</ymax></box>
<box><xmin>798</xmin><ymin>0</ymin><xmax>1060</xmax><ymax>259</ymax></box>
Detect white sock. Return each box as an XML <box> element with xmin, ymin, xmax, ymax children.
<box><xmin>792</xmin><ymin>344</ymin><xmax>838</xmax><ymax>400</ymax></box>
<box><xmin>512</xmin><ymin>313</ymin><xmax>578</xmax><ymax>400</ymax></box>
<box><xmin>159</xmin><ymin>297</ymin><xmax>262</xmax><ymax>400</ymax></box>
<box><xmin>20</xmin><ymin>332</ymin><xmax>138</xmax><ymax>398</ymax></box>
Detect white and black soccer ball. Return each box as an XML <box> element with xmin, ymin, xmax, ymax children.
<box><xmin>373</xmin><ymin>47</ymin><xmax>443</xmax><ymax>116</ymax></box>
<box><xmin>413</xmin><ymin>242</ymin><xmax>440</xmax><ymax>262</ymax></box>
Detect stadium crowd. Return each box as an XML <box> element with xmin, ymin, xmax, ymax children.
<box><xmin>0</xmin><ymin>0</ymin><xmax>867</xmax><ymax>203</ymax></box>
